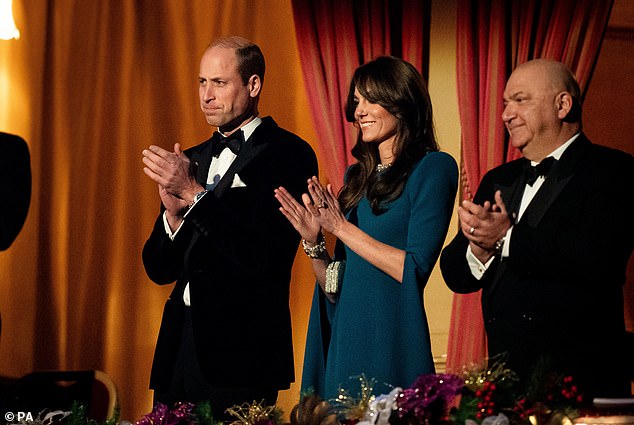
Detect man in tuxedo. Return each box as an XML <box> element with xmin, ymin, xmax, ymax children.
<box><xmin>141</xmin><ymin>36</ymin><xmax>318</xmax><ymax>416</ymax></box>
<box><xmin>440</xmin><ymin>59</ymin><xmax>633</xmax><ymax>399</ymax></box>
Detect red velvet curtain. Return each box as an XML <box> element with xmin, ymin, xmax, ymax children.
<box><xmin>291</xmin><ymin>0</ymin><xmax>431</xmax><ymax>190</ymax></box>
<box><xmin>447</xmin><ymin>0</ymin><xmax>614</xmax><ymax>373</ymax></box>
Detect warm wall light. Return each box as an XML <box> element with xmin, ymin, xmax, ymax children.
<box><xmin>0</xmin><ymin>0</ymin><xmax>20</xmax><ymax>40</ymax></box>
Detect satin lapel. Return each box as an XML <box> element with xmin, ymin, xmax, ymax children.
<box><xmin>184</xmin><ymin>135</ymin><xmax>215</xmax><ymax>277</ymax></box>
<box><xmin>192</xmin><ymin>135</ymin><xmax>216</xmax><ymax>186</ymax></box>
<box><xmin>495</xmin><ymin>179</ymin><xmax>525</xmax><ymax>223</ymax></box>
<box><xmin>521</xmin><ymin>136</ymin><xmax>587</xmax><ymax>227</ymax></box>
<box><xmin>492</xmin><ymin>160</ymin><xmax>527</xmax><ymax>223</ymax></box>
<box><xmin>213</xmin><ymin>135</ymin><xmax>269</xmax><ymax>198</ymax></box>
<box><xmin>484</xmin><ymin>163</ymin><xmax>525</xmax><ymax>296</ymax></box>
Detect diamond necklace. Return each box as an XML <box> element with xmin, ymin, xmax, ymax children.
<box><xmin>376</xmin><ymin>163</ymin><xmax>392</xmax><ymax>172</ymax></box>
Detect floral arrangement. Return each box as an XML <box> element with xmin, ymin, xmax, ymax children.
<box><xmin>288</xmin><ymin>359</ymin><xmax>586</xmax><ymax>425</ymax></box>
<box><xmin>18</xmin><ymin>361</ymin><xmax>590</xmax><ymax>425</ymax></box>
<box><xmin>135</xmin><ymin>401</ymin><xmax>212</xmax><ymax>425</ymax></box>
<box><xmin>126</xmin><ymin>359</ymin><xmax>588</xmax><ymax>425</ymax></box>
<box><xmin>135</xmin><ymin>400</ymin><xmax>283</xmax><ymax>425</ymax></box>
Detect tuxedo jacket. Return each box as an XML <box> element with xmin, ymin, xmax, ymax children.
<box><xmin>0</xmin><ymin>132</ymin><xmax>31</xmax><ymax>251</ymax></box>
<box><xmin>440</xmin><ymin>134</ymin><xmax>633</xmax><ymax>397</ymax></box>
<box><xmin>142</xmin><ymin>117</ymin><xmax>318</xmax><ymax>391</ymax></box>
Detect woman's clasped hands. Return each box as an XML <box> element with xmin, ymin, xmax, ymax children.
<box><xmin>274</xmin><ymin>176</ymin><xmax>346</xmax><ymax>244</ymax></box>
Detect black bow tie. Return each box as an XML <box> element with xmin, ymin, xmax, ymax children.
<box><xmin>211</xmin><ymin>131</ymin><xmax>244</xmax><ymax>157</ymax></box>
<box><xmin>525</xmin><ymin>156</ymin><xmax>557</xmax><ymax>186</ymax></box>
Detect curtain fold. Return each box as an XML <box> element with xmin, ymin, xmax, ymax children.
<box><xmin>291</xmin><ymin>0</ymin><xmax>431</xmax><ymax>189</ymax></box>
<box><xmin>291</xmin><ymin>1</ymin><xmax>357</xmax><ymax>189</ymax></box>
<box><xmin>447</xmin><ymin>0</ymin><xmax>614</xmax><ymax>373</ymax></box>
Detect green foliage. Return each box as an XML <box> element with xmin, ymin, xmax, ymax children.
<box><xmin>65</xmin><ymin>402</ymin><xmax>97</xmax><ymax>425</ymax></box>
<box><xmin>192</xmin><ymin>400</ymin><xmax>221</xmax><ymax>425</ymax></box>
<box><xmin>449</xmin><ymin>393</ymin><xmax>480</xmax><ymax>425</ymax></box>
<box><xmin>58</xmin><ymin>401</ymin><xmax>120</xmax><ymax>425</ymax></box>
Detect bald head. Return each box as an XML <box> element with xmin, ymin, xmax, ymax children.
<box><xmin>515</xmin><ymin>59</ymin><xmax>581</xmax><ymax>112</ymax></box>
<box><xmin>513</xmin><ymin>59</ymin><xmax>581</xmax><ymax>98</ymax></box>
<box><xmin>502</xmin><ymin>59</ymin><xmax>582</xmax><ymax>161</ymax></box>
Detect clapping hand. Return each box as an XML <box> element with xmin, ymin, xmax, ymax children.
<box><xmin>305</xmin><ymin>176</ymin><xmax>346</xmax><ymax>236</ymax></box>
<box><xmin>274</xmin><ymin>183</ymin><xmax>322</xmax><ymax>244</ymax></box>
<box><xmin>143</xmin><ymin>143</ymin><xmax>203</xmax><ymax>225</ymax></box>
<box><xmin>458</xmin><ymin>190</ymin><xmax>512</xmax><ymax>262</ymax></box>
<box><xmin>275</xmin><ymin>176</ymin><xmax>347</xmax><ymax>243</ymax></box>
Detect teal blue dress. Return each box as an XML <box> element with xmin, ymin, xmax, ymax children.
<box><xmin>301</xmin><ymin>151</ymin><xmax>458</xmax><ymax>399</ymax></box>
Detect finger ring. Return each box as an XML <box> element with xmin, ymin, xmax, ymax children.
<box><xmin>469</xmin><ymin>227</ymin><xmax>475</xmax><ymax>235</ymax></box>
<box><xmin>317</xmin><ymin>204</ymin><xmax>327</xmax><ymax>209</ymax></box>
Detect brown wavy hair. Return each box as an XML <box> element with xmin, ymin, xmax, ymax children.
<box><xmin>338</xmin><ymin>56</ymin><xmax>439</xmax><ymax>215</ymax></box>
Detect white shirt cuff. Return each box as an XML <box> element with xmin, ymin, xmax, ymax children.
<box><xmin>501</xmin><ymin>226</ymin><xmax>513</xmax><ymax>258</ymax></box>
<box><xmin>162</xmin><ymin>211</ymin><xmax>184</xmax><ymax>240</ymax></box>
<box><xmin>183</xmin><ymin>283</ymin><xmax>190</xmax><ymax>306</ymax></box>
<box><xmin>466</xmin><ymin>245</ymin><xmax>496</xmax><ymax>280</ymax></box>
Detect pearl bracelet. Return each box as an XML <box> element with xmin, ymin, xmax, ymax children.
<box><xmin>302</xmin><ymin>234</ymin><xmax>326</xmax><ymax>258</ymax></box>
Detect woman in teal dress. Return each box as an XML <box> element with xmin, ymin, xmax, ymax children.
<box><xmin>275</xmin><ymin>56</ymin><xmax>458</xmax><ymax>399</ymax></box>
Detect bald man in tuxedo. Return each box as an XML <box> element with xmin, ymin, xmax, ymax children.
<box><xmin>440</xmin><ymin>59</ymin><xmax>633</xmax><ymax>399</ymax></box>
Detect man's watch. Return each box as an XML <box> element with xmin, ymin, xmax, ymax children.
<box><xmin>494</xmin><ymin>236</ymin><xmax>506</xmax><ymax>254</ymax></box>
<box><xmin>189</xmin><ymin>189</ymin><xmax>208</xmax><ymax>208</ymax></box>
